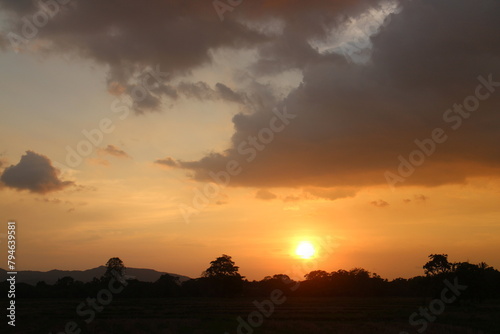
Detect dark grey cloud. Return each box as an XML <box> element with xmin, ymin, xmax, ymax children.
<box><xmin>215</xmin><ymin>83</ymin><xmax>245</xmax><ymax>104</ymax></box>
<box><xmin>177</xmin><ymin>82</ymin><xmax>216</xmax><ymax>101</ymax></box>
<box><xmin>0</xmin><ymin>0</ymin><xmax>377</xmax><ymax>113</ymax></box>
<box><xmin>0</xmin><ymin>151</ymin><xmax>74</xmax><ymax>194</ymax></box>
<box><xmin>173</xmin><ymin>0</ymin><xmax>500</xmax><ymax>189</ymax></box>
<box><xmin>175</xmin><ymin>81</ymin><xmax>246</xmax><ymax>104</ymax></box>
<box><xmin>0</xmin><ymin>0</ymin><xmax>269</xmax><ymax>113</ymax></box>
<box><xmin>2</xmin><ymin>0</ymin><xmax>500</xmax><ymax>191</ymax></box>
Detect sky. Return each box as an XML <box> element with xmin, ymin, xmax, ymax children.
<box><xmin>0</xmin><ymin>0</ymin><xmax>499</xmax><ymax>281</ymax></box>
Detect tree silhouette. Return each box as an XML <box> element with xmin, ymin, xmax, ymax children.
<box><xmin>104</xmin><ymin>257</ymin><xmax>126</xmax><ymax>280</ymax></box>
<box><xmin>201</xmin><ymin>254</ymin><xmax>243</xmax><ymax>297</ymax></box>
<box><xmin>55</xmin><ymin>276</ymin><xmax>75</xmax><ymax>288</ymax></box>
<box><xmin>154</xmin><ymin>274</ymin><xmax>182</xmax><ymax>297</ymax></box>
<box><xmin>423</xmin><ymin>254</ymin><xmax>451</xmax><ymax>276</ymax></box>
<box><xmin>304</xmin><ymin>270</ymin><xmax>329</xmax><ymax>280</ymax></box>
<box><xmin>4</xmin><ymin>256</ymin><xmax>500</xmax><ymax>300</ymax></box>
<box><xmin>202</xmin><ymin>254</ymin><xmax>242</xmax><ymax>278</ymax></box>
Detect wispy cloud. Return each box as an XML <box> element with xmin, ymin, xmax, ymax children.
<box><xmin>98</xmin><ymin>145</ymin><xmax>130</xmax><ymax>159</ymax></box>
<box><xmin>371</xmin><ymin>200</ymin><xmax>389</xmax><ymax>208</ymax></box>
<box><xmin>155</xmin><ymin>157</ymin><xmax>179</xmax><ymax>168</ymax></box>
<box><xmin>255</xmin><ymin>189</ymin><xmax>277</xmax><ymax>200</ymax></box>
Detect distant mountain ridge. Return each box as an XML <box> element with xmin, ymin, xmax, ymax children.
<box><xmin>0</xmin><ymin>266</ymin><xmax>191</xmax><ymax>286</ymax></box>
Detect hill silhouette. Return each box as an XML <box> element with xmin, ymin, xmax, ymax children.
<box><xmin>0</xmin><ymin>266</ymin><xmax>190</xmax><ymax>285</ymax></box>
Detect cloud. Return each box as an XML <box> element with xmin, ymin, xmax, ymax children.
<box><xmin>0</xmin><ymin>0</ymin><xmax>271</xmax><ymax>113</ymax></box>
<box><xmin>98</xmin><ymin>145</ymin><xmax>130</xmax><ymax>158</ymax></box>
<box><xmin>403</xmin><ymin>194</ymin><xmax>428</xmax><ymax>204</ymax></box>
<box><xmin>0</xmin><ymin>151</ymin><xmax>74</xmax><ymax>194</ymax></box>
<box><xmin>271</xmin><ymin>187</ymin><xmax>357</xmax><ymax>202</ymax></box>
<box><xmin>255</xmin><ymin>189</ymin><xmax>277</xmax><ymax>200</ymax></box>
<box><xmin>175</xmin><ymin>81</ymin><xmax>246</xmax><ymax>104</ymax></box>
<box><xmin>215</xmin><ymin>83</ymin><xmax>245</xmax><ymax>104</ymax></box>
<box><xmin>155</xmin><ymin>157</ymin><xmax>179</xmax><ymax>168</ymax></box>
<box><xmin>177</xmin><ymin>81</ymin><xmax>216</xmax><ymax>101</ymax></box>
<box><xmin>36</xmin><ymin>197</ymin><xmax>62</xmax><ymax>204</ymax></box>
<box><xmin>371</xmin><ymin>200</ymin><xmax>389</xmax><ymax>208</ymax></box>
<box><xmin>171</xmin><ymin>0</ymin><xmax>500</xmax><ymax>189</ymax></box>
<box><xmin>0</xmin><ymin>0</ymin><xmax>378</xmax><ymax>113</ymax></box>
<box><xmin>414</xmin><ymin>194</ymin><xmax>428</xmax><ymax>202</ymax></box>
<box><xmin>2</xmin><ymin>1</ymin><xmax>500</xmax><ymax>190</ymax></box>
<box><xmin>305</xmin><ymin>187</ymin><xmax>357</xmax><ymax>201</ymax></box>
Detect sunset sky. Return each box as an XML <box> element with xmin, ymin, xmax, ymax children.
<box><xmin>0</xmin><ymin>0</ymin><xmax>499</xmax><ymax>281</ymax></box>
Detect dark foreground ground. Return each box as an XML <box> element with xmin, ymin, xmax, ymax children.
<box><xmin>3</xmin><ymin>297</ymin><xmax>500</xmax><ymax>334</ymax></box>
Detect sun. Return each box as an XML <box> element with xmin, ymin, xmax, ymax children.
<box><xmin>295</xmin><ymin>241</ymin><xmax>316</xmax><ymax>259</ymax></box>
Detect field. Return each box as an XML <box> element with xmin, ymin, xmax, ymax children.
<box><xmin>5</xmin><ymin>297</ymin><xmax>500</xmax><ymax>334</ymax></box>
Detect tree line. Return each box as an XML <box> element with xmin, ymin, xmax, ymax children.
<box><xmin>2</xmin><ymin>254</ymin><xmax>500</xmax><ymax>301</ymax></box>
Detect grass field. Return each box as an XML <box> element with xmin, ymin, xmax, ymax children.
<box><xmin>5</xmin><ymin>297</ymin><xmax>500</xmax><ymax>334</ymax></box>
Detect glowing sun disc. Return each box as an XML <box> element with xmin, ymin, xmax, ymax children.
<box><xmin>295</xmin><ymin>241</ymin><xmax>315</xmax><ymax>259</ymax></box>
